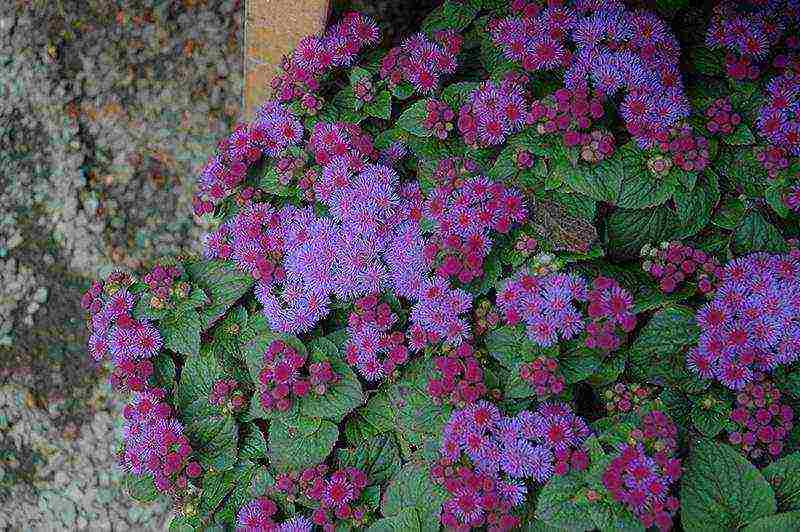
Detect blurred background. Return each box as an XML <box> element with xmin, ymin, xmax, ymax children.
<box><xmin>0</xmin><ymin>0</ymin><xmax>433</xmax><ymax>528</ymax></box>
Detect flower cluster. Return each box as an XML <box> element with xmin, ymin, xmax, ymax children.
<box><xmin>82</xmin><ymin>272</ymin><xmax>162</xmax><ymax>392</ymax></box>
<box><xmin>519</xmin><ymin>357</ymin><xmax>565</xmax><ymax>399</ymax></box>
<box><xmin>435</xmin><ymin>401</ymin><xmax>590</xmax><ymax>530</ymax></box>
<box><xmin>706</xmin><ymin>1</ymin><xmax>799</xmax><ymax>80</ymax></box>
<box><xmin>272</xmin><ymin>13</ymin><xmax>380</xmax><ymax>103</ymax></box>
<box><xmin>423</xmin><ymin>98</ymin><xmax>455</xmax><ymax>139</ymax></box>
<box><xmin>687</xmin><ymin>252</ymin><xmax>800</xmax><ymax>389</ymax></box>
<box><xmin>528</xmin><ymin>87</ymin><xmax>614</xmax><ymax>162</ymax></box>
<box><xmin>757</xmin><ymin>145</ymin><xmax>791</xmax><ymax>178</ymax></box>
<box><xmin>409</xmin><ymin>277</ymin><xmax>474</xmax><ymax>349</ymax></box>
<box><xmin>641</xmin><ymin>241</ymin><xmax>722</xmax><ymax>294</ymax></box>
<box><xmin>193</xmin><ymin>102</ymin><xmax>304</xmax><ymax>215</ymax></box>
<box><xmin>307</xmin><ymin>121</ymin><xmax>375</xmax><ymax>166</ymax></box>
<box><xmin>427</xmin><ymin>343</ymin><xmax>486</xmax><ymax>405</ymax></box>
<box><xmin>458</xmin><ymin>76</ymin><xmax>529</xmax><ymax>147</ymax></box>
<box><xmin>345</xmin><ymin>294</ymin><xmax>410</xmax><ymax>381</ymax></box>
<box><xmin>603</xmin><ymin>383</ymin><xmax>653</xmax><ymax>416</ymax></box>
<box><xmin>490</xmin><ymin>2</ymin><xmax>689</xmax><ymax>148</ymax></box>
<box><xmin>257</xmin><ymin>340</ymin><xmax>338</xmax><ymax>412</ymax></box>
<box><xmin>120</xmin><ymin>388</ymin><xmax>202</xmax><ymax>493</ymax></box>
<box><xmin>602</xmin><ymin>411</ymin><xmax>681</xmax><ymax>531</ymax></box>
<box><xmin>496</xmin><ymin>270</ymin><xmax>587</xmax><ymax>347</ymax></box>
<box><xmin>758</xmin><ymin>61</ymin><xmax>800</xmax><ymax>157</ymax></box>
<box><xmin>424</xmin><ymin>174</ymin><xmax>526</xmax><ymax>284</ymax></box>
<box><xmin>141</xmin><ymin>263</ymin><xmax>188</xmax><ymax>310</ymax></box>
<box><xmin>705</xmin><ymin>97</ymin><xmax>742</xmax><ymax>136</ymax></box>
<box><xmin>728</xmin><ymin>373</ymin><xmax>795</xmax><ymax>462</ymax></box>
<box><xmin>472</xmin><ymin>299</ymin><xmax>501</xmax><ymax>337</ymax></box>
<box><xmin>786</xmin><ymin>184</ymin><xmax>800</xmax><ymax>213</ymax></box>
<box><xmin>209</xmin><ymin>378</ymin><xmax>246</xmax><ymax>413</ymax></box>
<box><xmin>380</xmin><ymin>31</ymin><xmax>461</xmax><ymax>94</ymax></box>
<box><xmin>586</xmin><ymin>276</ymin><xmax>636</xmax><ymax>352</ymax></box>
<box><xmin>273</xmin><ymin>465</ymin><xmax>370</xmax><ymax>530</ymax></box>
<box><xmin>235</xmin><ymin>497</ymin><xmax>313</xmax><ymax>532</ymax></box>
<box><xmin>654</xmin><ymin>124</ymin><xmax>710</xmax><ymax>173</ymax></box>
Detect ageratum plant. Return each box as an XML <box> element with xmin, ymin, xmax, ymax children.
<box><xmin>82</xmin><ymin>1</ymin><xmax>800</xmax><ymax>531</ymax></box>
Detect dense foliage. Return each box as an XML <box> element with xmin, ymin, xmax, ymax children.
<box><xmin>82</xmin><ymin>1</ymin><xmax>800</xmax><ymax>531</ymax></box>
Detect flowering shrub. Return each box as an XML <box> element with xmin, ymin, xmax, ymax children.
<box><xmin>82</xmin><ymin>2</ymin><xmax>800</xmax><ymax>531</ymax></box>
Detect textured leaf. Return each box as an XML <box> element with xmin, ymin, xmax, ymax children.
<box><xmin>151</xmin><ymin>352</ymin><xmax>177</xmax><ymax>391</ymax></box>
<box><xmin>690</xmin><ymin>46</ymin><xmax>726</xmax><ymax>76</ymax></box>
<box><xmin>691</xmin><ymin>401</ymin><xmax>731</xmax><ymax>438</ymax></box>
<box><xmin>185</xmin><ymin>259</ymin><xmax>254</xmax><ymax>330</ymax></box>
<box><xmin>742</xmin><ymin>512</ymin><xmax>800</xmax><ymax>532</ymax></box>
<box><xmin>345</xmin><ymin>390</ymin><xmax>396</xmax><ymax>443</ymax></box>
<box><xmin>382</xmin><ymin>463</ymin><xmax>447</xmax><ymax>529</ymax></box>
<box><xmin>485</xmin><ymin>325</ymin><xmax>545</xmax><ymax>369</ymax></box>
<box><xmin>364</xmin><ymin>90</ymin><xmax>392</xmax><ymax>120</ymax></box>
<box><xmin>177</xmin><ymin>349</ymin><xmax>223</xmax><ymax>415</ymax></box>
<box><xmin>396</xmin><ymin>100</ymin><xmax>431</xmax><ymax>137</ymax></box>
<box><xmin>673</xmin><ymin>170</ymin><xmax>720</xmax><ymax>238</ymax></box>
<box><xmin>629</xmin><ymin>306</ymin><xmax>698</xmax><ymax>382</ymax></box>
<box><xmin>763</xmin><ymin>453</ymin><xmax>800</xmax><ymax>512</ymax></box>
<box><xmin>724</xmin><ymin>123</ymin><xmax>756</xmax><ymax>146</ymax></box>
<box><xmin>368</xmin><ymin>508</ymin><xmax>421</xmax><ymax>532</ymax></box>
<box><xmin>185</xmin><ymin>414</ymin><xmax>239</xmax><ymax>472</ymax></box>
<box><xmin>559</xmin><ymin>347</ymin><xmax>601</xmax><ymax>384</ymax></box>
<box><xmin>606</xmin><ymin>206</ymin><xmax>680</xmax><ymax>257</ymax></box>
<box><xmin>733</xmin><ymin>211</ymin><xmax>788</xmax><ymax>254</ymax></box>
<box><xmin>268</xmin><ymin>418</ymin><xmax>338</xmax><ymax>472</ymax></box>
<box><xmin>239</xmin><ymin>423</ymin><xmax>268</xmax><ymax>463</ymax></box>
<box><xmin>535</xmin><ymin>472</ymin><xmax>595</xmax><ymax>531</ymax></box>
<box><xmin>161</xmin><ymin>307</ymin><xmax>201</xmax><ymax>357</ymax></box>
<box><xmin>124</xmin><ymin>474</ymin><xmax>159</xmax><ymax>503</ymax></box>
<box><xmin>421</xmin><ymin>0</ymin><xmax>479</xmax><ymax>33</ymax></box>
<box><xmin>299</xmin><ymin>338</ymin><xmax>364</xmax><ymax>422</ymax></box>
<box><xmin>681</xmin><ymin>440</ymin><xmax>776</xmax><ymax>531</ymax></box>
<box><xmin>337</xmin><ymin>433</ymin><xmax>402</xmax><ymax>486</ymax></box>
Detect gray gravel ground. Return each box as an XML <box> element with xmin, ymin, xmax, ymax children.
<box><xmin>1</xmin><ymin>0</ymin><xmax>243</xmax><ymax>528</ymax></box>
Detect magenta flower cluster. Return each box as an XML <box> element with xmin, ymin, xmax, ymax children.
<box><xmin>490</xmin><ymin>0</ymin><xmax>689</xmax><ymax>148</ymax></box>
<box><xmin>235</xmin><ymin>497</ymin><xmax>313</xmax><ymax>532</ymax></box>
<box><xmin>380</xmin><ymin>30</ymin><xmax>461</xmax><ymax>94</ymax></box>
<box><xmin>519</xmin><ymin>356</ymin><xmax>565</xmax><ymax>399</ymax></box>
<box><xmin>529</xmin><ymin>87</ymin><xmax>615</xmax><ymax>163</ymax></box>
<box><xmin>345</xmin><ymin>294</ymin><xmax>410</xmax><ymax>381</ymax></box>
<box><xmin>457</xmin><ymin>75</ymin><xmax>528</xmax><ymax>147</ymax></box>
<box><xmin>209</xmin><ymin>378</ymin><xmax>246</xmax><ymax>413</ymax></box>
<box><xmin>687</xmin><ymin>251</ymin><xmax>800</xmax><ymax>389</ymax></box>
<box><xmin>654</xmin><ymin>124</ymin><xmax>710</xmax><ymax>173</ymax></box>
<box><xmin>705</xmin><ymin>97</ymin><xmax>742</xmax><ymax>136</ymax></box>
<box><xmin>497</xmin><ymin>269</ymin><xmax>587</xmax><ymax>347</ymax></box>
<box><xmin>642</xmin><ymin>241</ymin><xmax>722</xmax><ymax>295</ymax></box>
<box><xmin>141</xmin><ymin>263</ymin><xmax>187</xmax><ymax>309</ymax></box>
<box><xmin>121</xmin><ymin>388</ymin><xmax>203</xmax><ymax>493</ymax></box>
<box><xmin>257</xmin><ymin>340</ymin><xmax>338</xmax><ymax>412</ymax></box>
<box><xmin>423</xmin><ymin>98</ymin><xmax>455</xmax><ymax>139</ymax></box>
<box><xmin>82</xmin><ymin>273</ymin><xmax>161</xmax><ymax>391</ymax></box>
<box><xmin>758</xmin><ymin>59</ymin><xmax>800</xmax><ymax>157</ymax></box>
<box><xmin>435</xmin><ymin>401</ymin><xmax>590</xmax><ymax>530</ymax></box>
<box><xmin>786</xmin><ymin>185</ymin><xmax>800</xmax><ymax>213</ymax></box>
<box><xmin>602</xmin><ymin>411</ymin><xmax>681</xmax><ymax>532</ymax></box>
<box><xmin>602</xmin><ymin>382</ymin><xmax>652</xmax><ymax>416</ymax></box>
<box><xmin>273</xmin><ymin>465</ymin><xmax>370</xmax><ymax>530</ymax></box>
<box><xmin>427</xmin><ymin>342</ymin><xmax>487</xmax><ymax>405</ymax></box>
<box><xmin>728</xmin><ymin>373</ymin><xmax>795</xmax><ymax>462</ymax></box>
<box><xmin>706</xmin><ymin>1</ymin><xmax>799</xmax><ymax>80</ymax></box>
<box><xmin>585</xmin><ymin>276</ymin><xmax>636</xmax><ymax>352</ymax></box>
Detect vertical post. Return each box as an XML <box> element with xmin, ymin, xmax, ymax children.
<box><xmin>243</xmin><ymin>0</ymin><xmax>330</xmax><ymax>121</ymax></box>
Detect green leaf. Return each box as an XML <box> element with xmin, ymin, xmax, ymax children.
<box><xmin>396</xmin><ymin>100</ymin><xmax>431</xmax><ymax>137</ymax></box>
<box><xmin>364</xmin><ymin>90</ymin><xmax>392</xmax><ymax>120</ymax></box>
<box><xmin>681</xmin><ymin>440</ymin><xmax>777</xmax><ymax>531</ymax></box>
<box><xmin>299</xmin><ymin>338</ymin><xmax>364</xmax><ymax>422</ymax></box>
<box><xmin>177</xmin><ymin>349</ymin><xmax>223</xmax><ymax>416</ymax></box>
<box><xmin>743</xmin><ymin>512</ymin><xmax>800</xmax><ymax>532</ymax></box>
<box><xmin>535</xmin><ymin>472</ymin><xmax>595</xmax><ymax>531</ymax></box>
<box><xmin>382</xmin><ymin>463</ymin><xmax>447</xmax><ymax>530</ymax></box>
<box><xmin>606</xmin><ymin>206</ymin><xmax>680</xmax><ymax>257</ymax></box>
<box><xmin>691</xmin><ymin>401</ymin><xmax>732</xmax><ymax>438</ymax></box>
<box><xmin>690</xmin><ymin>46</ymin><xmax>726</xmax><ymax>76</ymax></box>
<box><xmin>268</xmin><ymin>418</ymin><xmax>338</xmax><ymax>472</ymax></box>
<box><xmin>559</xmin><ymin>347</ymin><xmax>601</xmax><ymax>384</ymax></box>
<box><xmin>765</xmin><ymin>180</ymin><xmax>790</xmax><ymax>218</ymax></box>
<box><xmin>441</xmin><ymin>82</ymin><xmax>479</xmax><ymax>109</ymax></box>
<box><xmin>185</xmin><ymin>414</ymin><xmax>238</xmax><ymax>472</ymax></box>
<box><xmin>124</xmin><ymin>474</ymin><xmax>159</xmax><ymax>503</ymax></box>
<box><xmin>185</xmin><ymin>260</ymin><xmax>254</xmax><ymax>330</ymax></box>
<box><xmin>239</xmin><ymin>423</ymin><xmax>268</xmax><ymax>463</ymax></box>
<box><xmin>160</xmin><ymin>307</ymin><xmax>201</xmax><ymax>357</ymax></box>
<box><xmin>628</xmin><ymin>306</ymin><xmax>699</xmax><ymax>382</ymax></box>
<box><xmin>762</xmin><ymin>453</ymin><xmax>800</xmax><ymax>512</ymax></box>
<box><xmin>391</xmin><ymin>81</ymin><xmax>415</xmax><ymax>100</ymax></box>
<box><xmin>724</xmin><ymin>124</ymin><xmax>756</xmax><ymax>146</ymax></box>
<box><xmin>151</xmin><ymin>352</ymin><xmax>177</xmax><ymax>390</ymax></box>
<box><xmin>337</xmin><ymin>433</ymin><xmax>401</xmax><ymax>486</ymax></box>
<box><xmin>345</xmin><ymin>390</ymin><xmax>396</xmax><ymax>443</ymax></box>
<box><xmin>712</xmin><ymin>197</ymin><xmax>747</xmax><ymax>230</ymax></box>
<box><xmin>673</xmin><ymin>170</ymin><xmax>720</xmax><ymax>238</ymax></box>
<box><xmin>421</xmin><ymin>0</ymin><xmax>479</xmax><ymax>33</ymax></box>
<box><xmin>485</xmin><ymin>325</ymin><xmax>545</xmax><ymax>370</ymax></box>
<box><xmin>733</xmin><ymin>211</ymin><xmax>789</xmax><ymax>254</ymax></box>
<box><xmin>368</xmin><ymin>509</ymin><xmax>421</xmax><ymax>532</ymax></box>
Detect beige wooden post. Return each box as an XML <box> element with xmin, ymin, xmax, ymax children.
<box><xmin>243</xmin><ymin>0</ymin><xmax>330</xmax><ymax>121</ymax></box>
